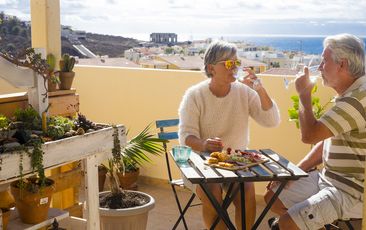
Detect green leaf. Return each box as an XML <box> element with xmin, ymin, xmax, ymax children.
<box><xmin>288</xmin><ymin>84</ymin><xmax>331</xmax><ymax>129</ymax></box>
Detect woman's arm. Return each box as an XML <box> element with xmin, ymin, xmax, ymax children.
<box><xmin>254</xmin><ymin>86</ymin><xmax>274</xmax><ymax>111</ymax></box>
<box><xmin>185</xmin><ymin>135</ymin><xmax>223</xmax><ymax>153</ymax></box>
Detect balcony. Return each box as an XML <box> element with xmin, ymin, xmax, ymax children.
<box><xmin>0</xmin><ymin>65</ymin><xmax>335</xmax><ymax>229</ymax></box>
<box><xmin>0</xmin><ymin>1</ymin><xmax>362</xmax><ymax>229</ymax></box>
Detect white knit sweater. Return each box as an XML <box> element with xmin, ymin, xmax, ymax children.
<box><xmin>178</xmin><ymin>79</ymin><xmax>280</xmax><ymax>150</ymax></box>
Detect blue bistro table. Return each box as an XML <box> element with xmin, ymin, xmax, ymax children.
<box><xmin>171</xmin><ymin>149</ymin><xmax>308</xmax><ymax>230</ymax></box>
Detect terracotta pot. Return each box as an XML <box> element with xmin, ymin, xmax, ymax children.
<box><xmin>59</xmin><ymin>71</ymin><xmax>75</xmax><ymax>90</ymax></box>
<box><xmin>98</xmin><ymin>166</ymin><xmax>108</xmax><ymax>192</ymax></box>
<box><xmin>99</xmin><ymin>190</ymin><xmax>155</xmax><ymax>230</ymax></box>
<box><xmin>10</xmin><ymin>179</ymin><xmax>55</xmax><ymax>224</ymax></box>
<box><xmin>0</xmin><ymin>188</ymin><xmax>15</xmax><ymax>209</ymax></box>
<box><xmin>1</xmin><ymin>209</ymin><xmax>10</xmax><ymax>230</ymax></box>
<box><xmin>117</xmin><ymin>169</ymin><xmax>139</xmax><ymax>190</ymax></box>
<box><xmin>47</xmin><ymin>80</ymin><xmax>58</xmax><ymax>92</ymax></box>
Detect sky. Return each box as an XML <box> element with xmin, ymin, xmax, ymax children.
<box><xmin>1</xmin><ymin>0</ymin><xmax>366</xmax><ymax>41</ymax></box>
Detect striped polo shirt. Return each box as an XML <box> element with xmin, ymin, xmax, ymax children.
<box><xmin>319</xmin><ymin>76</ymin><xmax>366</xmax><ymax>201</ymax></box>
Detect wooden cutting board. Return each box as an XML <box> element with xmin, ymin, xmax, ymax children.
<box><xmin>204</xmin><ymin>159</ymin><xmax>269</xmax><ymax>171</ymax></box>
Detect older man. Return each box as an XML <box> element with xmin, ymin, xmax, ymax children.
<box><xmin>265</xmin><ymin>33</ymin><xmax>366</xmax><ymax>229</ymax></box>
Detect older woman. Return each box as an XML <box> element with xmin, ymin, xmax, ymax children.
<box><xmin>178</xmin><ymin>40</ymin><xmax>280</xmax><ymax>229</ymax></box>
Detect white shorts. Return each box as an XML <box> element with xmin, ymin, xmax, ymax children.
<box><xmin>272</xmin><ymin>170</ymin><xmax>362</xmax><ymax>230</ymax></box>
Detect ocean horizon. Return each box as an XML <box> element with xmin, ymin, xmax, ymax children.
<box><xmin>123</xmin><ymin>33</ymin><xmax>366</xmax><ymax>55</ymax></box>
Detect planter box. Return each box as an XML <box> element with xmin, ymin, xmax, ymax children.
<box><xmin>0</xmin><ymin>125</ymin><xmax>126</xmax><ymax>181</ymax></box>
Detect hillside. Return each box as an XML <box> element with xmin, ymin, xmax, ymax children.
<box><xmin>0</xmin><ymin>12</ymin><xmax>139</xmax><ymax>58</ymax></box>
<box><xmin>81</xmin><ymin>33</ymin><xmax>140</xmax><ymax>57</ymax></box>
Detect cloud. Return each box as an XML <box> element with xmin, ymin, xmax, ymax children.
<box><xmin>1</xmin><ymin>0</ymin><xmax>366</xmax><ymax>38</ymax></box>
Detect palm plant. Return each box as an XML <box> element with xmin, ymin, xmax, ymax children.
<box><xmin>104</xmin><ymin>124</ymin><xmax>166</xmax><ymax>195</ymax></box>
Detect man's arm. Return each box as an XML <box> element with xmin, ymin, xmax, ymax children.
<box><xmin>298</xmin><ymin>93</ymin><xmax>333</xmax><ymax>144</ymax></box>
<box><xmin>297</xmin><ymin>141</ymin><xmax>324</xmax><ymax>172</ymax></box>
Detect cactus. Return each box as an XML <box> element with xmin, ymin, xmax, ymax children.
<box><xmin>46</xmin><ymin>54</ymin><xmax>56</xmax><ymax>72</ymax></box>
<box><xmin>46</xmin><ymin>53</ymin><xmax>60</xmax><ymax>84</ymax></box>
<box><xmin>60</xmin><ymin>54</ymin><xmax>75</xmax><ymax>72</ymax></box>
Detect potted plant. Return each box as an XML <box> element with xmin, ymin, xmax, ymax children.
<box><xmin>6</xmin><ymin>107</ymin><xmax>54</xmax><ymax>224</ymax></box>
<box><xmin>10</xmin><ymin>137</ymin><xmax>55</xmax><ymax>224</ymax></box>
<box><xmin>59</xmin><ymin>54</ymin><xmax>76</xmax><ymax>90</ymax></box>
<box><xmin>117</xmin><ymin>157</ymin><xmax>139</xmax><ymax>190</ymax></box>
<box><xmin>0</xmin><ymin>187</ymin><xmax>15</xmax><ymax>230</ymax></box>
<box><xmin>99</xmin><ymin>125</ymin><xmax>166</xmax><ymax>230</ymax></box>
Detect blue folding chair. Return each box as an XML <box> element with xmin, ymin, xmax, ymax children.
<box><xmin>156</xmin><ymin>119</ymin><xmax>200</xmax><ymax>230</ymax></box>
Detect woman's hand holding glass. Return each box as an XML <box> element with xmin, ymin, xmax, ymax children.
<box><xmin>236</xmin><ymin>67</ymin><xmax>262</xmax><ymax>90</ymax></box>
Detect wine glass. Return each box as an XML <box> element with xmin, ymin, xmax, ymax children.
<box><xmin>235</xmin><ymin>67</ymin><xmax>246</xmax><ymax>81</ymax></box>
<box><xmin>284</xmin><ymin>56</ymin><xmax>320</xmax><ymax>89</ymax></box>
<box><xmin>235</xmin><ymin>67</ymin><xmax>261</xmax><ymax>88</ymax></box>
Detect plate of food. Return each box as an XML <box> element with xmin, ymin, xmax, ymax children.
<box><xmin>204</xmin><ymin>148</ymin><xmax>269</xmax><ymax>171</ymax></box>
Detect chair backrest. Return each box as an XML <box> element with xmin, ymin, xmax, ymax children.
<box><xmin>156</xmin><ymin>118</ymin><xmax>179</xmax><ymax>182</ymax></box>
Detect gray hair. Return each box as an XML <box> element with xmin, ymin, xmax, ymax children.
<box><xmin>203</xmin><ymin>40</ymin><xmax>237</xmax><ymax>78</ymax></box>
<box><xmin>323</xmin><ymin>34</ymin><xmax>365</xmax><ymax>78</ymax></box>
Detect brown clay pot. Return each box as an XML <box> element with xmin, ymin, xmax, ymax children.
<box><xmin>98</xmin><ymin>166</ymin><xmax>108</xmax><ymax>192</ymax></box>
<box><xmin>47</xmin><ymin>80</ymin><xmax>58</xmax><ymax>92</ymax></box>
<box><xmin>1</xmin><ymin>209</ymin><xmax>10</xmax><ymax>230</ymax></box>
<box><xmin>0</xmin><ymin>188</ymin><xmax>15</xmax><ymax>209</ymax></box>
<box><xmin>117</xmin><ymin>169</ymin><xmax>140</xmax><ymax>190</ymax></box>
<box><xmin>10</xmin><ymin>179</ymin><xmax>55</xmax><ymax>224</ymax></box>
<box><xmin>59</xmin><ymin>71</ymin><xmax>75</xmax><ymax>90</ymax></box>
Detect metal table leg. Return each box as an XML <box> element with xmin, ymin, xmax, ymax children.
<box><xmin>200</xmin><ymin>183</ymin><xmax>236</xmax><ymax>230</ymax></box>
<box><xmin>211</xmin><ymin>183</ymin><xmax>240</xmax><ymax>229</ymax></box>
<box><xmin>240</xmin><ymin>182</ymin><xmax>245</xmax><ymax>230</ymax></box>
<box><xmin>251</xmin><ymin>181</ymin><xmax>288</xmax><ymax>230</ymax></box>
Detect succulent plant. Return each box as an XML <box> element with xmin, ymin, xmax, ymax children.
<box><xmin>13</xmin><ymin>107</ymin><xmax>42</xmax><ymax>130</ymax></box>
<box><xmin>48</xmin><ymin>116</ymin><xmax>74</xmax><ymax>133</ymax></box>
<box><xmin>47</xmin><ymin>125</ymin><xmax>65</xmax><ymax>140</ymax></box>
<box><xmin>74</xmin><ymin>113</ymin><xmax>98</xmax><ymax>132</ymax></box>
<box><xmin>60</xmin><ymin>54</ymin><xmax>75</xmax><ymax>72</ymax></box>
<box><xmin>0</xmin><ymin>114</ymin><xmax>9</xmax><ymax>129</ymax></box>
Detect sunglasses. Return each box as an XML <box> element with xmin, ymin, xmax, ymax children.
<box><xmin>217</xmin><ymin>59</ymin><xmax>242</xmax><ymax>69</ymax></box>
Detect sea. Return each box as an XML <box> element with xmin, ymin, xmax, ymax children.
<box><xmin>125</xmin><ymin>33</ymin><xmax>366</xmax><ymax>55</ymax></box>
